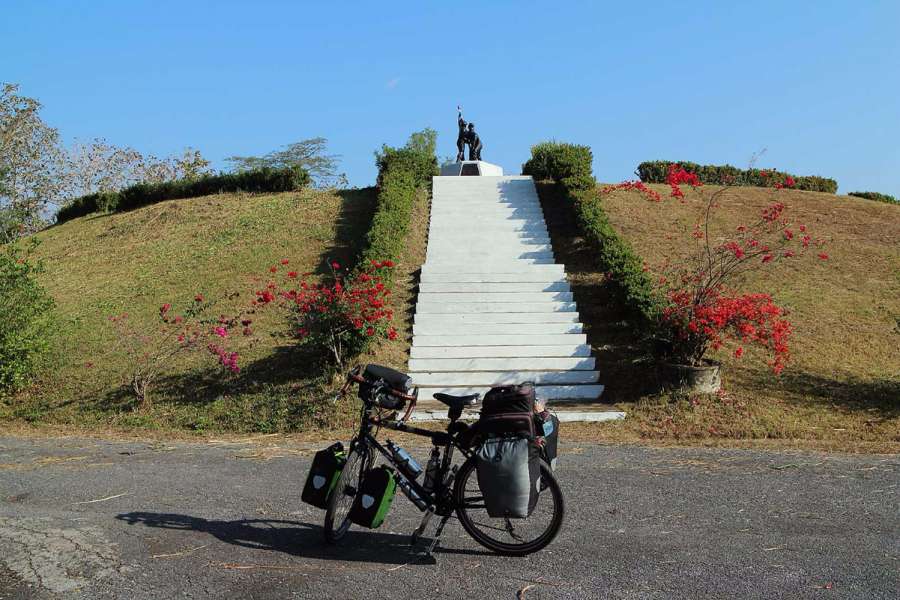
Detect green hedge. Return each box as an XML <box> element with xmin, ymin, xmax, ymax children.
<box><xmin>522</xmin><ymin>141</ymin><xmax>595</xmax><ymax>193</ymax></box>
<box><xmin>848</xmin><ymin>191</ymin><xmax>898</xmax><ymax>204</ymax></box>
<box><xmin>359</xmin><ymin>129</ymin><xmax>438</xmax><ymax>281</ymax></box>
<box><xmin>636</xmin><ymin>161</ymin><xmax>838</xmax><ymax>194</ymax></box>
<box><xmin>56</xmin><ymin>166</ymin><xmax>310</xmax><ymax>224</ymax></box>
<box><xmin>524</xmin><ymin>142</ymin><xmax>661</xmax><ymax>325</ymax></box>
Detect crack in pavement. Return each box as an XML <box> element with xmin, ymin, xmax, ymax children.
<box><xmin>0</xmin><ymin>517</ymin><xmax>127</xmax><ymax>594</ymax></box>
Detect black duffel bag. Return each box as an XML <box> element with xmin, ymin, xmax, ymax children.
<box><xmin>477</xmin><ymin>382</ymin><xmax>536</xmax><ymax>438</ymax></box>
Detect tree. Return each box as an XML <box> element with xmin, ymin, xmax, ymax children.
<box><xmin>0</xmin><ymin>83</ymin><xmax>66</xmax><ymax>235</ymax></box>
<box><xmin>226</xmin><ymin>137</ymin><xmax>345</xmax><ymax>187</ymax></box>
<box><xmin>173</xmin><ymin>147</ymin><xmax>213</xmax><ymax>180</ymax></box>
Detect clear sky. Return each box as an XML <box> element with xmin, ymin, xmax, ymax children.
<box><xmin>3</xmin><ymin>1</ymin><xmax>899</xmax><ymax>196</ymax></box>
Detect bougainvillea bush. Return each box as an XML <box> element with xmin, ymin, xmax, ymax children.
<box><xmin>624</xmin><ymin>165</ymin><xmax>828</xmax><ymax>374</ymax></box>
<box><xmin>254</xmin><ymin>259</ymin><xmax>397</xmax><ymax>369</ymax></box>
<box><xmin>107</xmin><ymin>294</ymin><xmax>248</xmax><ymax>409</ymax></box>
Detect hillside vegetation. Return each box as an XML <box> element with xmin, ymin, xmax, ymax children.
<box><xmin>2</xmin><ymin>187</ymin><xmax>429</xmax><ymax>433</ymax></box>
<box><xmin>542</xmin><ymin>183</ymin><xmax>900</xmax><ymax>452</ymax></box>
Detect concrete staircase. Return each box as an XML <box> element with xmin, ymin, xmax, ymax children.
<box><xmin>408</xmin><ymin>169</ymin><xmax>623</xmax><ymax>420</ymax></box>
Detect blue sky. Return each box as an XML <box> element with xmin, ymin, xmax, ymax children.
<box><xmin>3</xmin><ymin>1</ymin><xmax>899</xmax><ymax>195</ymax></box>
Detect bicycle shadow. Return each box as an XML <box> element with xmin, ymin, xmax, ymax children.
<box><xmin>115</xmin><ymin>512</ymin><xmax>489</xmax><ymax>565</ymax></box>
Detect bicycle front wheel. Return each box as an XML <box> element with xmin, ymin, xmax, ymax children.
<box><xmin>323</xmin><ymin>440</ymin><xmax>368</xmax><ymax>543</ymax></box>
<box><xmin>454</xmin><ymin>456</ymin><xmax>564</xmax><ymax>556</ymax></box>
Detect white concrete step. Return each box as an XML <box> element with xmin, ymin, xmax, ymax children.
<box><xmin>410</xmin><ymin>344</ymin><xmax>592</xmax><ymax>358</ymax></box>
<box><xmin>427</xmin><ymin>242</ymin><xmax>553</xmax><ymax>251</ymax></box>
<box><xmin>429</xmin><ymin>222</ymin><xmax>547</xmax><ymax>233</ymax></box>
<box><xmin>408</xmin><ymin>356</ymin><xmax>596</xmax><ymax>371</ymax></box>
<box><xmin>412</xmin><ymin>333</ymin><xmax>586</xmax><ymax>347</ymax></box>
<box><xmin>418</xmin><ymin>281</ymin><xmax>570</xmax><ymax>293</ymax></box>
<box><xmin>411</xmin><ymin>370</ymin><xmax>599</xmax><ymax>386</ymax></box>
<box><xmin>427</xmin><ymin>251</ymin><xmax>555</xmax><ymax>261</ymax></box>
<box><xmin>413</xmin><ymin>322</ymin><xmax>582</xmax><ymax>335</ymax></box>
<box><xmin>419</xmin><ymin>272</ymin><xmax>566</xmax><ymax>283</ymax></box>
<box><xmin>417</xmin><ymin>291</ymin><xmax>573</xmax><ymax>303</ymax></box>
<box><xmin>415</xmin><ymin>301</ymin><xmax>576</xmax><ymax>314</ymax></box>
<box><xmin>429</xmin><ymin>235</ymin><xmax>551</xmax><ymax>244</ymax></box>
<box><xmin>431</xmin><ymin>210</ymin><xmax>544</xmax><ymax>218</ymax></box>
<box><xmin>415</xmin><ymin>384</ymin><xmax>605</xmax><ymax>402</ymax></box>
<box><xmin>427</xmin><ymin>239</ymin><xmax>551</xmax><ymax>248</ymax></box>
<box><xmin>414</xmin><ymin>312</ymin><xmax>580</xmax><ymax>325</ymax></box>
<box><xmin>422</xmin><ymin>260</ymin><xmax>558</xmax><ymax>270</ymax></box>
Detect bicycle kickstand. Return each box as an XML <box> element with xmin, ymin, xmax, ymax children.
<box><xmin>423</xmin><ymin>515</ymin><xmax>451</xmax><ymax>557</ymax></box>
<box><xmin>410</xmin><ymin>507</ymin><xmax>434</xmax><ymax>547</ymax></box>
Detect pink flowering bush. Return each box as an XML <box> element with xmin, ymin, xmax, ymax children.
<box><xmin>108</xmin><ymin>294</ymin><xmax>249</xmax><ymax>409</ymax></box>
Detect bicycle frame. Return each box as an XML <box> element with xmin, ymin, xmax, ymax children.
<box><xmin>351</xmin><ymin>403</ymin><xmax>475</xmax><ymax>515</ymax></box>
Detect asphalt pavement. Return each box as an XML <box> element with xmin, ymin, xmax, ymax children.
<box><xmin>0</xmin><ymin>435</ymin><xmax>897</xmax><ymax>599</ymax></box>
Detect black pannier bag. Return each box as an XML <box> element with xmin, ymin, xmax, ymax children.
<box><xmin>476</xmin><ymin>437</ymin><xmax>541</xmax><ymax>518</ymax></box>
<box><xmin>535</xmin><ymin>410</ymin><xmax>560</xmax><ymax>471</ymax></box>
<box><xmin>358</xmin><ymin>364</ymin><xmax>413</xmax><ymax>410</ymax></box>
<box><xmin>348</xmin><ymin>465</ymin><xmax>397</xmax><ymax>528</ymax></box>
<box><xmin>301</xmin><ymin>442</ymin><xmax>346</xmax><ymax>509</ymax></box>
<box><xmin>478</xmin><ymin>383</ymin><xmax>536</xmax><ymax>438</ymax></box>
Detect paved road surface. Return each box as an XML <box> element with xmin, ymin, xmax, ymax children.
<box><xmin>0</xmin><ymin>435</ymin><xmax>897</xmax><ymax>599</ymax></box>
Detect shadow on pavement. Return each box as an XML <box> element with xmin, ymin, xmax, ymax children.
<box><xmin>116</xmin><ymin>512</ymin><xmax>489</xmax><ymax>565</ymax></box>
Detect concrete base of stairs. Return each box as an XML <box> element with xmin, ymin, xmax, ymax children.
<box><xmin>408</xmin><ymin>408</ymin><xmax>626</xmax><ymax>423</ymax></box>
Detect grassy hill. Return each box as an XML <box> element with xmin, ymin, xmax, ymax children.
<box><xmin>541</xmin><ymin>184</ymin><xmax>900</xmax><ymax>452</ymax></box>
<box><xmin>2</xmin><ymin>187</ymin><xmax>429</xmax><ymax>433</ymax></box>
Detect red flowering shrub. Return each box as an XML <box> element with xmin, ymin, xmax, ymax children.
<box><xmin>600</xmin><ymin>181</ymin><xmax>661</xmax><ymax>202</ymax></box>
<box><xmin>614</xmin><ymin>164</ymin><xmax>828</xmax><ymax>374</ymax></box>
<box><xmin>108</xmin><ymin>294</ymin><xmax>246</xmax><ymax>408</ymax></box>
<box><xmin>255</xmin><ymin>260</ymin><xmax>397</xmax><ymax>368</ymax></box>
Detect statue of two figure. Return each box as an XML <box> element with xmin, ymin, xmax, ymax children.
<box><xmin>456</xmin><ymin>107</ymin><xmax>483</xmax><ymax>162</ymax></box>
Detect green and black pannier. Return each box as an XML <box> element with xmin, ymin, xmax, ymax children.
<box><xmin>301</xmin><ymin>442</ymin><xmax>346</xmax><ymax>509</ymax></box>
<box><xmin>348</xmin><ymin>465</ymin><xmax>397</xmax><ymax>528</ymax></box>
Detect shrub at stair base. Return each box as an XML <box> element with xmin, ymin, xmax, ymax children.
<box><xmin>0</xmin><ymin>241</ymin><xmax>54</xmax><ymax>398</ymax></box>
<box><xmin>631</xmin><ymin>171</ymin><xmax>830</xmax><ymax>389</ymax></box>
<box><xmin>106</xmin><ymin>295</ymin><xmax>247</xmax><ymax>410</ymax></box>
<box><xmin>56</xmin><ymin>166</ymin><xmax>310</xmax><ymax>224</ymax></box>
<box><xmin>523</xmin><ymin>141</ymin><xmax>661</xmax><ymax>326</ymax></box>
<box><xmin>636</xmin><ymin>160</ymin><xmax>838</xmax><ymax>194</ymax></box>
<box><xmin>256</xmin><ymin>261</ymin><xmax>397</xmax><ymax>370</ymax></box>
<box><xmin>361</xmin><ymin>129</ymin><xmax>438</xmax><ymax>283</ymax></box>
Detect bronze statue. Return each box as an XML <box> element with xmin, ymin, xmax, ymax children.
<box><xmin>456</xmin><ymin>106</ymin><xmax>483</xmax><ymax>161</ymax></box>
<box><xmin>466</xmin><ymin>122</ymin><xmax>482</xmax><ymax>161</ymax></box>
<box><xmin>456</xmin><ymin>108</ymin><xmax>467</xmax><ymax>162</ymax></box>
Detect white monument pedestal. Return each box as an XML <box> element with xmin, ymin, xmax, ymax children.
<box><xmin>439</xmin><ymin>160</ymin><xmax>504</xmax><ymax>176</ymax></box>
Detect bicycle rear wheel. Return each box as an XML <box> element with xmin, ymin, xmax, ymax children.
<box><xmin>323</xmin><ymin>440</ymin><xmax>369</xmax><ymax>543</ymax></box>
<box><xmin>453</xmin><ymin>456</ymin><xmax>564</xmax><ymax>556</ymax></box>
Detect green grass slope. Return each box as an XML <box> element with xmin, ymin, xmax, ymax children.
<box><xmin>2</xmin><ymin>187</ymin><xmax>428</xmax><ymax>433</ymax></box>
<box><xmin>541</xmin><ymin>184</ymin><xmax>900</xmax><ymax>452</ymax></box>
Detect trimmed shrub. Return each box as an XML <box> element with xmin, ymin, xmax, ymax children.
<box><xmin>522</xmin><ymin>141</ymin><xmax>595</xmax><ymax>193</ymax></box>
<box><xmin>0</xmin><ymin>241</ymin><xmax>54</xmax><ymax>398</ymax></box>
<box><xmin>849</xmin><ymin>191</ymin><xmax>898</xmax><ymax>204</ymax></box>
<box><xmin>56</xmin><ymin>166</ymin><xmax>310</xmax><ymax>224</ymax></box>
<box><xmin>524</xmin><ymin>142</ymin><xmax>661</xmax><ymax>325</ymax></box>
<box><xmin>636</xmin><ymin>161</ymin><xmax>838</xmax><ymax>194</ymax></box>
<box><xmin>360</xmin><ymin>129</ymin><xmax>438</xmax><ymax>281</ymax></box>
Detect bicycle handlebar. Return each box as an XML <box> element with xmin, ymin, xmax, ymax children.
<box><xmin>338</xmin><ymin>367</ymin><xmax>419</xmax><ymax>422</ymax></box>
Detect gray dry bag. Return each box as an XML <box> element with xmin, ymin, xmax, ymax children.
<box><xmin>476</xmin><ymin>437</ymin><xmax>540</xmax><ymax>518</ymax></box>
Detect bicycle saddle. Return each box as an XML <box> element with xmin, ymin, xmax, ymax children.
<box><xmin>433</xmin><ymin>392</ymin><xmax>480</xmax><ymax>410</ymax></box>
